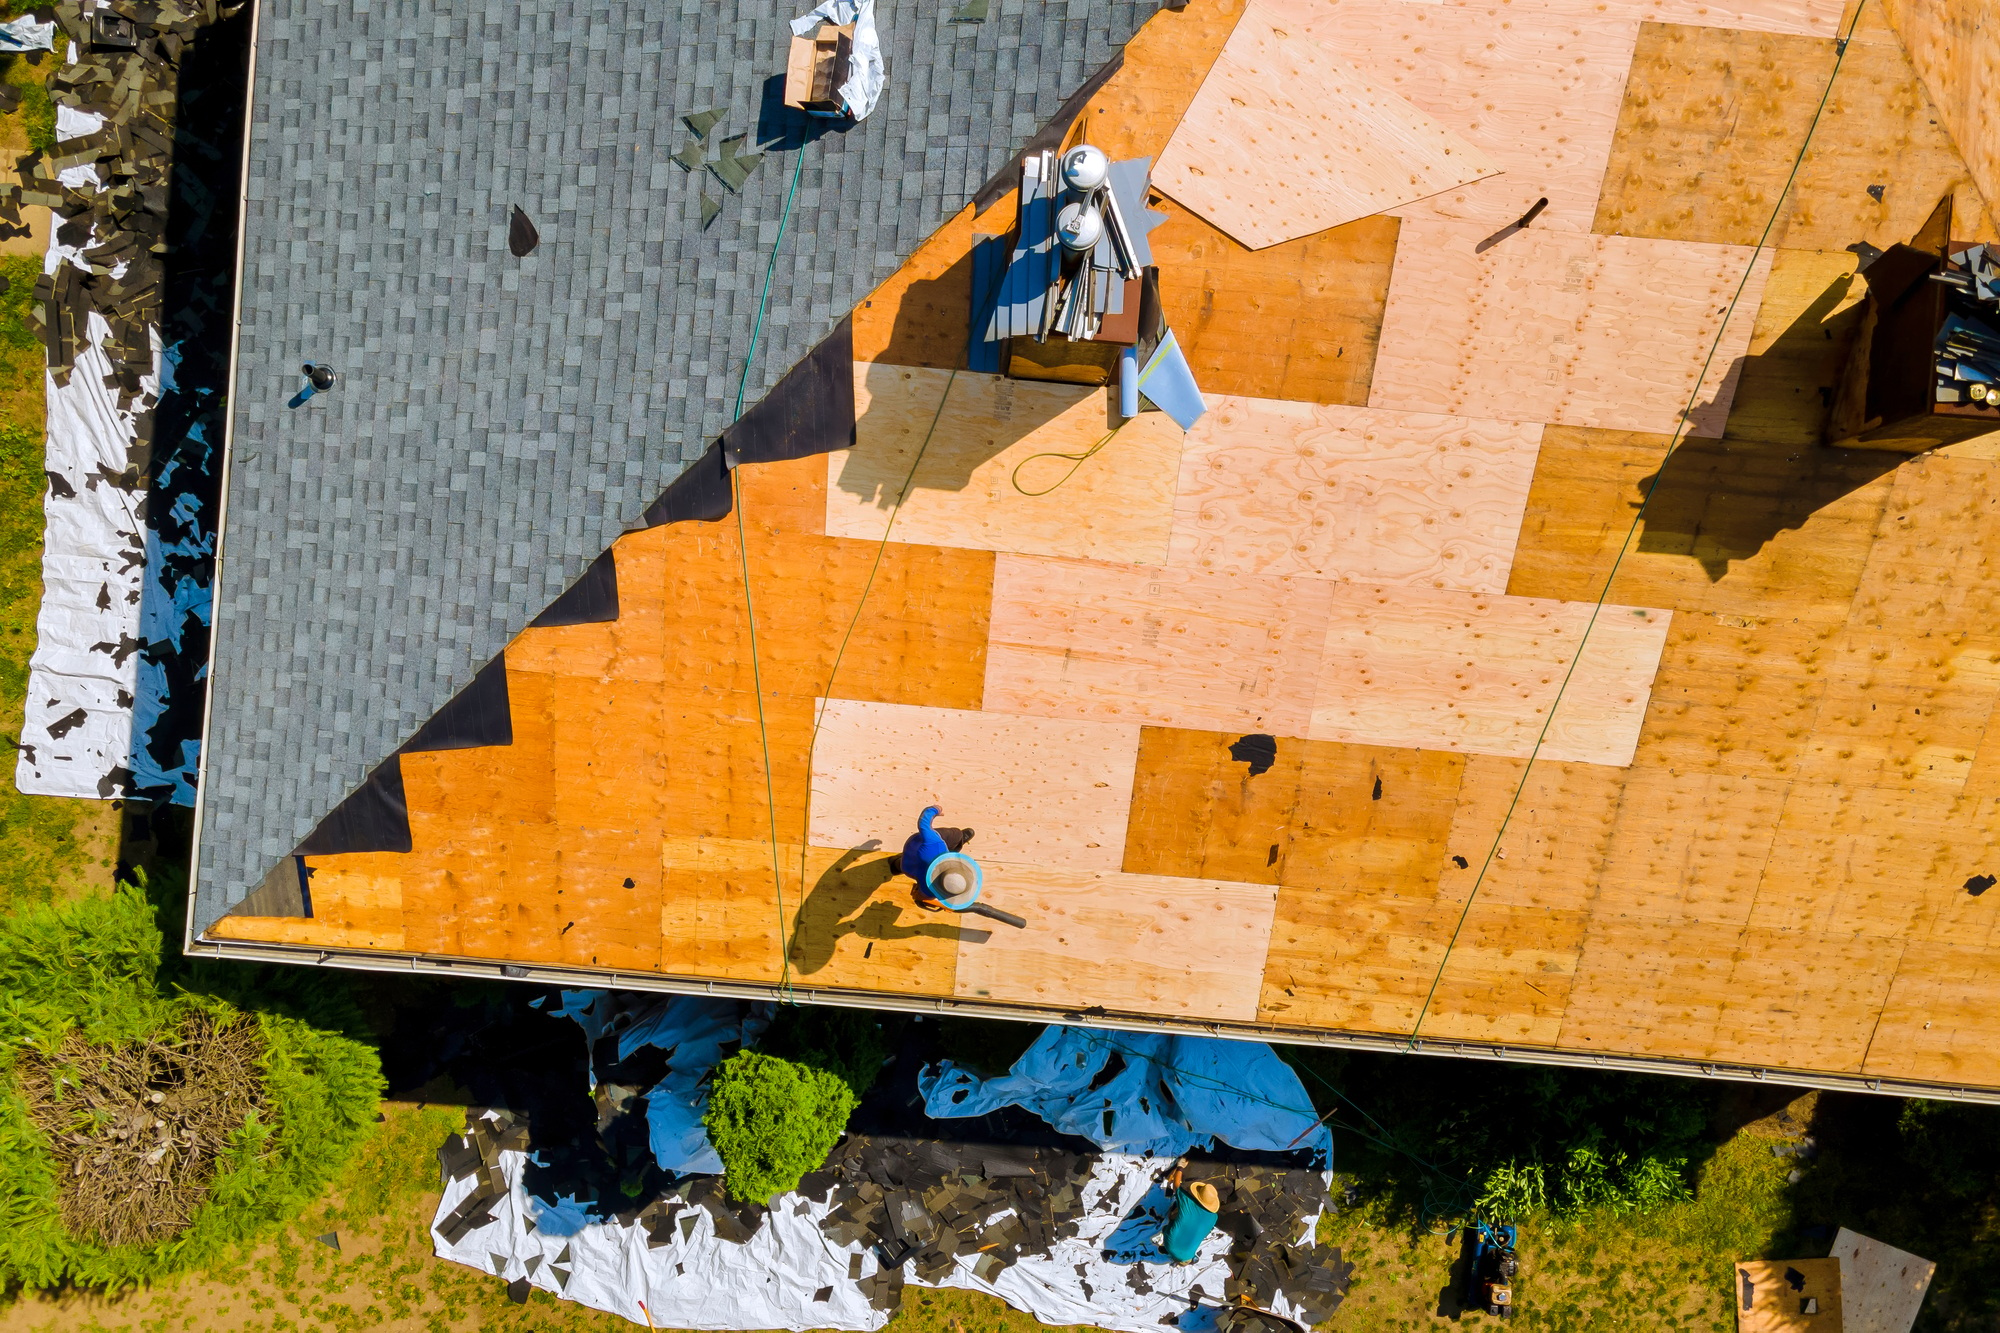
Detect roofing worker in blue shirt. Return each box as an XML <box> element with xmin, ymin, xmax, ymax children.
<box><xmin>896</xmin><ymin>802</ymin><xmax>971</xmax><ymax>910</ymax></box>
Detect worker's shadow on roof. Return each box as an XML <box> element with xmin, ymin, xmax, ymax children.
<box><xmin>787</xmin><ymin>843</ymin><xmax>987</xmax><ymax>976</ymax></box>
<box><xmin>1631</xmin><ymin>269</ymin><xmax>1902</xmax><ymax>583</ymax></box>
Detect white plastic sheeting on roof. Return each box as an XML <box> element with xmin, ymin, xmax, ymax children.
<box><xmin>921</xmin><ymin>1026</ymin><xmax>1333</xmax><ymax>1164</ymax></box>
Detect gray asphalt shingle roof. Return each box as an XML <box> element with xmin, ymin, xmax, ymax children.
<box><xmin>191</xmin><ymin>0</ymin><xmax>1160</xmax><ymax>935</ymax></box>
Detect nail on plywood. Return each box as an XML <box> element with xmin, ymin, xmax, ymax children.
<box><xmin>952</xmin><ymin>860</ymin><xmax>1279</xmax><ymax>1022</ymax></box>
<box><xmin>1308</xmin><ymin>583</ymin><xmax>1671</xmax><ymax>767</ymax></box>
<box><xmin>1593</xmin><ymin>22</ymin><xmax>1999</xmax><ymax>252</ymax></box>
<box><xmin>1153</xmin><ymin>0</ymin><xmax>1501</xmax><ymax>250</ymax></box>
<box><xmin>1168</xmin><ymin>395</ymin><xmax>1544</xmax><ymax>594</ymax></box>
<box><xmin>805</xmin><ymin>698</ymin><xmax>1142</xmax><ymax>873</ymax></box>
<box><xmin>1150</xmin><ymin>201</ymin><xmax>1399</xmax><ymax>407</ymax></box>
<box><xmin>1260</xmin><ymin>0</ymin><xmax>1639</xmax><ymax>233</ymax></box>
<box><xmin>1369</xmin><ymin>217</ymin><xmax>1771</xmax><ymax>437</ymax></box>
<box><xmin>830</xmin><ymin>365</ymin><xmax>1186</xmax><ymax>566</ymax></box>
<box><xmin>983</xmin><ymin>554</ymin><xmax>1334</xmax><ymax>737</ymax></box>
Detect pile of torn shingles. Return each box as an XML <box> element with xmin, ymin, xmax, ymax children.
<box><xmin>8</xmin><ymin>0</ymin><xmax>244</xmax><ymax>803</ymax></box>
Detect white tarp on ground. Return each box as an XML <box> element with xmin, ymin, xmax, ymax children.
<box><xmin>434</xmin><ymin>1010</ymin><xmax>1331</xmax><ymax>1331</ymax></box>
<box><xmin>15</xmin><ymin>94</ymin><xmax>206</xmax><ymax>803</ymax></box>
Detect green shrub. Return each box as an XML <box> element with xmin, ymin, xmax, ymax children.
<box><xmin>703</xmin><ymin>1049</ymin><xmax>857</xmax><ymax>1205</ymax></box>
<box><xmin>0</xmin><ymin>886</ymin><xmax>383</xmax><ymax>1289</ymax></box>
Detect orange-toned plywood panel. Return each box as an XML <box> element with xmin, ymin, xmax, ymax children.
<box><xmin>1865</xmin><ymin>938</ymin><xmax>2000</xmax><ymax>1086</ymax></box>
<box><xmin>1437</xmin><ymin>756</ymin><xmax>1625</xmax><ymax>913</ymax></box>
<box><xmin>1505</xmin><ymin>426</ymin><xmax>1898</xmax><ymax>622</ymax></box>
<box><xmin>1850</xmin><ymin>454</ymin><xmax>2000</xmax><ymax>638</ymax></box>
<box><xmin>1308</xmin><ymin>584</ymin><xmax>1672</xmax><ymax>766</ymax></box>
<box><xmin>1369</xmin><ymin>218</ymin><xmax>1769</xmax><ymax>438</ymax></box>
<box><xmin>806</xmin><ymin>698</ymin><xmax>1141</xmax><ymax>873</ymax></box>
<box><xmin>1628</xmin><ymin>613</ymin><xmax>1837</xmax><ymax>780</ymax></box>
<box><xmin>1150</xmin><ymin>204</ymin><xmax>1399</xmax><ymax>407</ymax></box>
<box><xmin>831</xmin><ymin>366</ymin><xmax>1185</xmax><ymax>565</ymax></box>
<box><xmin>952</xmin><ymin>862</ymin><xmax>1279</xmax><ymax>1022</ymax></box>
<box><xmin>984</xmin><ymin>554</ymin><xmax>1334</xmax><ymax>737</ymax></box>
<box><xmin>1751</xmin><ymin>784</ymin><xmax>2000</xmax><ymax>940</ymax></box>
<box><xmin>1793</xmin><ymin>630</ymin><xmax>2000</xmax><ymax>791</ymax></box>
<box><xmin>1593</xmin><ymin>767</ymin><xmax>1788</xmax><ymax>927</ymax></box>
<box><xmin>1592</xmin><ymin>22</ymin><xmax>1998</xmax><ymax>252</ymax></box>
<box><xmin>207</xmin><ymin>854</ymin><xmax>407</xmax><ymax>951</ymax></box>
<box><xmin>1167</xmin><ymin>396</ymin><xmax>1543</xmax><ymax>593</ymax></box>
<box><xmin>1156</xmin><ymin>1</ymin><xmax>1501</xmax><ymax>249</ymax></box>
<box><xmin>1282</xmin><ymin>742</ymin><xmax>1468</xmax><ymax>896</ymax></box>
<box><xmin>1262</xmin><ymin>0</ymin><xmax>1639</xmax><ymax>233</ymax></box>
<box><xmin>1122</xmin><ymin>726</ymin><xmax>1306</xmax><ymax>885</ymax></box>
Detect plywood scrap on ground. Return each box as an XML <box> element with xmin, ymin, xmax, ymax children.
<box><xmin>1154</xmin><ymin>0</ymin><xmax>1501</xmax><ymax>249</ymax></box>
<box><xmin>1735</xmin><ymin>1258</ymin><xmax>1842</xmax><ymax>1332</ymax></box>
<box><xmin>833</xmin><ymin>365</ymin><xmax>1186</xmax><ymax>565</ymax></box>
<box><xmin>1262</xmin><ymin>0</ymin><xmax>1639</xmax><ymax>233</ymax></box>
<box><xmin>1167</xmin><ymin>395</ymin><xmax>1544</xmax><ymax>593</ymax></box>
<box><xmin>1369</xmin><ymin>217</ymin><xmax>1770</xmax><ymax>437</ymax></box>
<box><xmin>1828</xmin><ymin>1228</ymin><xmax>1931</xmax><ymax>1333</ymax></box>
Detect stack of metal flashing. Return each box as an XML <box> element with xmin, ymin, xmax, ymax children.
<box><xmin>1934</xmin><ymin>244</ymin><xmax>2000</xmax><ymax>406</ymax></box>
<box><xmin>985</xmin><ymin>144</ymin><xmax>1160</xmax><ymax>344</ymax></box>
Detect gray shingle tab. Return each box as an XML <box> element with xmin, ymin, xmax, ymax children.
<box><xmin>192</xmin><ymin>0</ymin><xmax>1157</xmax><ymax>933</ymax></box>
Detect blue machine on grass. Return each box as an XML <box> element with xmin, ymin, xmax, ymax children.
<box><xmin>1461</xmin><ymin>1221</ymin><xmax>1519</xmax><ymax>1318</ymax></box>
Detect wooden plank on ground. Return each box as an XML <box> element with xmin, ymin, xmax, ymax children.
<box><xmin>1154</xmin><ymin>0</ymin><xmax>1501</xmax><ymax>250</ymax></box>
<box><xmin>1369</xmin><ymin>218</ymin><xmax>1770</xmax><ymax>437</ymax></box>
<box><xmin>1308</xmin><ymin>583</ymin><xmax>1672</xmax><ymax>766</ymax></box>
<box><xmin>831</xmin><ymin>365</ymin><xmax>1185</xmax><ymax>565</ymax></box>
<box><xmin>952</xmin><ymin>861</ymin><xmax>1279</xmax><ymax>1022</ymax></box>
<box><xmin>1150</xmin><ymin>201</ymin><xmax>1398</xmax><ymax>407</ymax></box>
<box><xmin>806</xmin><ymin>698</ymin><xmax>1142</xmax><ymax>873</ymax></box>
<box><xmin>1167</xmin><ymin>395</ymin><xmax>1543</xmax><ymax>593</ymax></box>
<box><xmin>1260</xmin><ymin>0</ymin><xmax>1639</xmax><ymax>233</ymax></box>
<box><xmin>983</xmin><ymin>554</ymin><xmax>1334</xmax><ymax>737</ymax></box>
<box><xmin>1592</xmin><ymin>22</ymin><xmax>1998</xmax><ymax>252</ymax></box>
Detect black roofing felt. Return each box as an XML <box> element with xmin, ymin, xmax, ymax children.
<box><xmin>191</xmin><ymin>0</ymin><xmax>1160</xmax><ymax>934</ymax></box>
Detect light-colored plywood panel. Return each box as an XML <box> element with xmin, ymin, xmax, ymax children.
<box><xmin>1155</xmin><ymin>1</ymin><xmax>1501</xmax><ymax>250</ymax></box>
<box><xmin>831</xmin><ymin>365</ymin><xmax>1185</xmax><ymax>566</ymax></box>
<box><xmin>984</xmin><ymin>554</ymin><xmax>1334</xmax><ymax>736</ymax></box>
<box><xmin>1150</xmin><ymin>202</ymin><xmax>1399</xmax><ymax>407</ymax></box>
<box><xmin>1264</xmin><ymin>0</ymin><xmax>1639</xmax><ymax>232</ymax></box>
<box><xmin>953</xmin><ymin>862</ymin><xmax>1279</xmax><ymax>1022</ymax></box>
<box><xmin>1122</xmin><ymin>726</ymin><xmax>1306</xmax><ymax>885</ymax></box>
<box><xmin>1504</xmin><ymin>424</ymin><xmax>1898</xmax><ymax>620</ymax></box>
<box><xmin>1593</xmin><ymin>22</ymin><xmax>1998</xmax><ymax>252</ymax></box>
<box><xmin>208</xmin><ymin>855</ymin><xmax>407</xmax><ymax>951</ymax></box>
<box><xmin>806</xmin><ymin>698</ymin><xmax>1141</xmax><ymax>873</ymax></box>
<box><xmin>1850</xmin><ymin>455</ymin><xmax>2000</xmax><ymax>638</ymax></box>
<box><xmin>1167</xmin><ymin>396</ymin><xmax>1543</xmax><ymax>594</ymax></box>
<box><xmin>1309</xmin><ymin>583</ymin><xmax>1671</xmax><ymax>766</ymax></box>
<box><xmin>1630</xmin><ymin>613</ymin><xmax>1837</xmax><ymax>780</ymax></box>
<box><xmin>1370</xmin><ymin>218</ymin><xmax>1770</xmax><ymax>437</ymax></box>
<box><xmin>1595</xmin><ymin>768</ymin><xmax>1788</xmax><ymax>927</ymax></box>
<box><xmin>1436</xmin><ymin>0</ymin><xmax>1847</xmax><ymax>38</ymax></box>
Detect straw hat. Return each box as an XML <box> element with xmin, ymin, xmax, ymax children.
<box><xmin>1187</xmin><ymin>1180</ymin><xmax>1220</xmax><ymax>1212</ymax></box>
